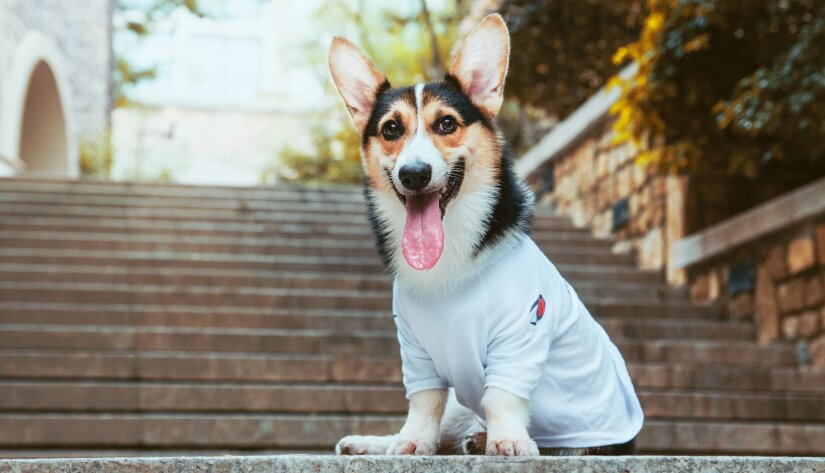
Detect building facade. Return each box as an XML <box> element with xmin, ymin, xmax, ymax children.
<box><xmin>111</xmin><ymin>0</ymin><xmax>322</xmax><ymax>185</ymax></box>
<box><xmin>0</xmin><ymin>0</ymin><xmax>113</xmax><ymax>178</ymax></box>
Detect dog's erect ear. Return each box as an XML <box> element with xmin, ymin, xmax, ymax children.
<box><xmin>447</xmin><ymin>14</ymin><xmax>510</xmax><ymax>117</ymax></box>
<box><xmin>328</xmin><ymin>38</ymin><xmax>388</xmax><ymax>135</ymax></box>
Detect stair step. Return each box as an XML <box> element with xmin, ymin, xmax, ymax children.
<box><xmin>0</xmin><ymin>178</ymin><xmax>365</xmax><ymax>201</ymax></box>
<box><xmin>0</xmin><ymin>413</ymin><xmax>822</xmax><ymax>455</ymax></box>
<box><xmin>1</xmin><ymin>323</ymin><xmax>769</xmax><ymax>358</ymax></box>
<box><xmin>0</xmin><ymin>192</ymin><xmax>368</xmax><ymax>215</ymax></box>
<box><xmin>637</xmin><ymin>420</ymin><xmax>825</xmax><ymax>455</ymax></box>
<box><xmin>0</xmin><ymin>268</ymin><xmax>686</xmax><ymax>302</ymax></box>
<box><xmin>1</xmin><ymin>381</ymin><xmax>821</xmax><ymax>422</ymax></box>
<box><xmin>0</xmin><ymin>306</ymin><xmax>745</xmax><ymax>339</ymax></box>
<box><xmin>0</xmin><ymin>249</ymin><xmax>386</xmax><ymax>273</ymax></box>
<box><xmin>0</xmin><ymin>204</ymin><xmax>579</xmax><ymax>234</ymax></box>
<box><xmin>0</xmin><ymin>193</ymin><xmax>576</xmax><ymax>229</ymax></box>
<box><xmin>0</xmin><ymin>347</ymin><xmax>810</xmax><ymax>385</ymax></box>
<box><xmin>0</xmin><ymin>234</ymin><xmax>626</xmax><ymax>263</ymax></box>
<box><xmin>1</xmin><ymin>216</ymin><xmax>594</xmax><ymax>243</ymax></box>
<box><xmin>0</xmin><ymin>282</ymin><xmax>394</xmax><ymax>310</ymax></box>
<box><xmin>0</xmin><ymin>228</ymin><xmax>605</xmax><ymax>250</ymax></box>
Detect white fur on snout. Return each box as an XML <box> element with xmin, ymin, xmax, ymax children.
<box><xmin>392</xmin><ymin>83</ymin><xmax>448</xmax><ymax>194</ymax></box>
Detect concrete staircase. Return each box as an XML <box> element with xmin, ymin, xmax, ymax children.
<box><xmin>0</xmin><ymin>178</ymin><xmax>823</xmax><ymax>458</ymax></box>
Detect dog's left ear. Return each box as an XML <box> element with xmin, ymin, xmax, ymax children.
<box><xmin>447</xmin><ymin>14</ymin><xmax>510</xmax><ymax>118</ymax></box>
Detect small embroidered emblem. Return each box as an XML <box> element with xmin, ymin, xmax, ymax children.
<box><xmin>530</xmin><ymin>294</ymin><xmax>545</xmax><ymax>326</ymax></box>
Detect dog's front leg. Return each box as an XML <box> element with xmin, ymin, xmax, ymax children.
<box><xmin>387</xmin><ymin>388</ymin><xmax>447</xmax><ymax>455</ymax></box>
<box><xmin>482</xmin><ymin>387</ymin><xmax>539</xmax><ymax>456</ymax></box>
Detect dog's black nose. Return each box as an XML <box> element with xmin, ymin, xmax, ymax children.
<box><xmin>399</xmin><ymin>162</ymin><xmax>432</xmax><ymax>191</ymax></box>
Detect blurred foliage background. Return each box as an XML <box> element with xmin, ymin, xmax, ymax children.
<box><xmin>104</xmin><ymin>0</ymin><xmax>825</xmax><ymax>187</ymax></box>
<box><xmin>610</xmin><ymin>0</ymin><xmax>825</xmax><ymax>179</ymax></box>
<box><xmin>498</xmin><ymin>0</ymin><xmax>646</xmax><ymax>118</ymax></box>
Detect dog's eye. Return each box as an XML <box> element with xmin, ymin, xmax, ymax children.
<box><xmin>436</xmin><ymin>116</ymin><xmax>457</xmax><ymax>135</ymax></box>
<box><xmin>382</xmin><ymin>120</ymin><xmax>403</xmax><ymax>140</ymax></box>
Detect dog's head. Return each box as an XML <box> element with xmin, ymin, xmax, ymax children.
<box><xmin>329</xmin><ymin>15</ymin><xmax>511</xmax><ymax>272</ymax></box>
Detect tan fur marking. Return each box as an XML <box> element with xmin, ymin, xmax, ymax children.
<box><xmin>362</xmin><ymin>100</ymin><xmax>417</xmax><ymax>192</ymax></box>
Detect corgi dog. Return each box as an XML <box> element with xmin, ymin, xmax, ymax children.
<box><xmin>328</xmin><ymin>14</ymin><xmax>644</xmax><ymax>456</ymax></box>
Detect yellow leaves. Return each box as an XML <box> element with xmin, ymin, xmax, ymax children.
<box><xmin>645</xmin><ymin>12</ymin><xmax>665</xmax><ymax>34</ymax></box>
<box><xmin>608</xmin><ymin>0</ymin><xmax>677</xmax><ymax>172</ymax></box>
<box><xmin>612</xmin><ymin>47</ymin><xmax>630</xmax><ymax>65</ymax></box>
<box><xmin>606</xmin><ymin>75</ymin><xmax>625</xmax><ymax>92</ymax></box>
<box><xmin>683</xmin><ymin>34</ymin><xmax>709</xmax><ymax>53</ymax></box>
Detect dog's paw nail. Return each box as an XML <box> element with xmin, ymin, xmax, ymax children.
<box><xmin>336</xmin><ymin>435</ymin><xmax>387</xmax><ymax>455</ymax></box>
<box><xmin>486</xmin><ymin>438</ymin><xmax>539</xmax><ymax>457</ymax></box>
<box><xmin>387</xmin><ymin>439</ymin><xmax>436</xmax><ymax>455</ymax></box>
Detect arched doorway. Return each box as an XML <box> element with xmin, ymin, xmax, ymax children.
<box><xmin>0</xmin><ymin>31</ymin><xmax>78</xmax><ymax>177</ymax></box>
<box><xmin>18</xmin><ymin>61</ymin><xmax>68</xmax><ymax>174</ymax></box>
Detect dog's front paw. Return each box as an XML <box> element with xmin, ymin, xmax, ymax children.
<box><xmin>386</xmin><ymin>437</ymin><xmax>437</xmax><ymax>455</ymax></box>
<box><xmin>486</xmin><ymin>436</ymin><xmax>539</xmax><ymax>456</ymax></box>
<box><xmin>336</xmin><ymin>435</ymin><xmax>393</xmax><ymax>455</ymax></box>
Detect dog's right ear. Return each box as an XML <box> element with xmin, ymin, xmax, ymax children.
<box><xmin>328</xmin><ymin>38</ymin><xmax>388</xmax><ymax>135</ymax></box>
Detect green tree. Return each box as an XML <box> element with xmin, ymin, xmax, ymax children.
<box><xmin>497</xmin><ymin>0</ymin><xmax>646</xmax><ymax>119</ymax></box>
<box><xmin>271</xmin><ymin>0</ymin><xmax>465</xmax><ymax>184</ymax></box>
<box><xmin>611</xmin><ymin>0</ymin><xmax>825</xmax><ymax>177</ymax></box>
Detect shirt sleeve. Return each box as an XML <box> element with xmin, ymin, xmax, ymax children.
<box><xmin>483</xmin><ymin>278</ymin><xmax>568</xmax><ymax>401</ymax></box>
<box><xmin>393</xmin><ymin>287</ymin><xmax>448</xmax><ymax>398</ymax></box>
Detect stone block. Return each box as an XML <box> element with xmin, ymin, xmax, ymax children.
<box><xmin>811</xmin><ymin>333</ymin><xmax>825</xmax><ymax>367</ymax></box>
<box><xmin>708</xmin><ymin>270</ymin><xmax>721</xmax><ymax>300</ymax></box>
<box><xmin>816</xmin><ymin>223</ymin><xmax>825</xmax><ymax>265</ymax></box>
<box><xmin>632</xmin><ymin>163</ymin><xmax>646</xmax><ymax>190</ymax></box>
<box><xmin>787</xmin><ymin>237</ymin><xmax>815</xmax><ymax>274</ymax></box>
<box><xmin>782</xmin><ymin>315</ymin><xmax>800</xmax><ymax>340</ymax></box>
<box><xmin>690</xmin><ymin>273</ymin><xmax>710</xmax><ymax>301</ymax></box>
<box><xmin>755</xmin><ymin>265</ymin><xmax>780</xmax><ymax>344</ymax></box>
<box><xmin>617</xmin><ymin>166</ymin><xmax>631</xmax><ymax>197</ymax></box>
<box><xmin>638</xmin><ymin>227</ymin><xmax>664</xmax><ymax>271</ymax></box>
<box><xmin>777</xmin><ymin>278</ymin><xmax>806</xmax><ymax>314</ymax></box>
<box><xmin>728</xmin><ymin>292</ymin><xmax>753</xmax><ymax>319</ymax></box>
<box><xmin>806</xmin><ymin>274</ymin><xmax>824</xmax><ymax>307</ymax></box>
<box><xmin>761</xmin><ymin>245</ymin><xmax>786</xmax><ymax>280</ymax></box>
<box><xmin>798</xmin><ymin>311</ymin><xmax>820</xmax><ymax>339</ymax></box>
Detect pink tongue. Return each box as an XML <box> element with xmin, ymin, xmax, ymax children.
<box><xmin>402</xmin><ymin>191</ymin><xmax>444</xmax><ymax>270</ymax></box>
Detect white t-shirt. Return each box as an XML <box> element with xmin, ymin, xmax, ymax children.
<box><xmin>393</xmin><ymin>235</ymin><xmax>644</xmax><ymax>448</ymax></box>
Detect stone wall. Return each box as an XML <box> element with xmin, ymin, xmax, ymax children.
<box><xmin>675</xmin><ymin>177</ymin><xmax>825</xmax><ymax>367</ymax></box>
<box><xmin>524</xmin><ymin>116</ymin><xmax>687</xmax><ymax>281</ymax></box>
<box><xmin>688</xmin><ymin>219</ymin><xmax>825</xmax><ymax>366</ymax></box>
<box><xmin>0</xmin><ymin>0</ymin><xmax>112</xmax><ymax>175</ymax></box>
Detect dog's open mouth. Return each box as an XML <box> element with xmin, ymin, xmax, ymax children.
<box><xmin>398</xmin><ymin>159</ymin><xmax>465</xmax><ymax>271</ymax></box>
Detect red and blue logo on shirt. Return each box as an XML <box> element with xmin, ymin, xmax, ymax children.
<box><xmin>530</xmin><ymin>294</ymin><xmax>545</xmax><ymax>326</ymax></box>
